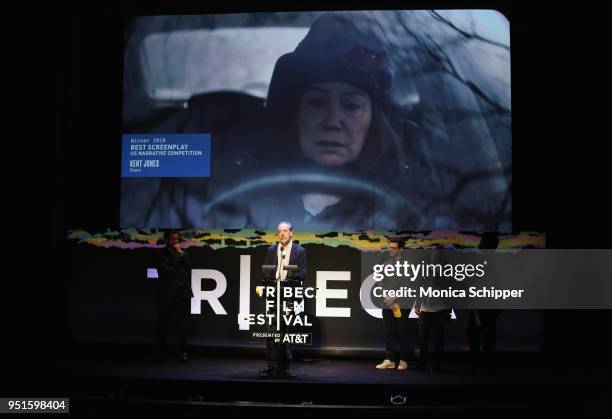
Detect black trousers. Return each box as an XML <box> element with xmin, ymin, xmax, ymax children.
<box><xmin>418</xmin><ymin>310</ymin><xmax>450</xmax><ymax>368</ymax></box>
<box><xmin>382</xmin><ymin>309</ymin><xmax>410</xmax><ymax>362</ymax></box>
<box><xmin>155</xmin><ymin>297</ymin><xmax>190</xmax><ymax>357</ymax></box>
<box><xmin>467</xmin><ymin>309</ymin><xmax>500</xmax><ymax>368</ymax></box>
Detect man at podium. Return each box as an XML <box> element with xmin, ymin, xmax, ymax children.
<box><xmin>259</xmin><ymin>221</ymin><xmax>307</xmax><ymax>378</ymax></box>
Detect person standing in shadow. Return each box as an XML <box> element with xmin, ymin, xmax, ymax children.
<box><xmin>376</xmin><ymin>238</ymin><xmax>411</xmax><ymax>371</ymax></box>
<box><xmin>154</xmin><ymin>230</ymin><xmax>193</xmax><ymax>363</ymax></box>
<box><xmin>415</xmin><ymin>248</ymin><xmax>452</xmax><ymax>373</ymax></box>
<box><xmin>465</xmin><ymin>231</ymin><xmax>502</xmax><ymax>374</ymax></box>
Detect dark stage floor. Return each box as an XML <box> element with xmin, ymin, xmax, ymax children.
<box><xmin>45</xmin><ymin>352</ymin><xmax>611</xmax><ymax>418</ymax></box>
<box><xmin>58</xmin><ymin>355</ymin><xmax>573</xmax><ymax>386</ymax></box>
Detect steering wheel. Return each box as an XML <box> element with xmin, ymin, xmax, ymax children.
<box><xmin>200</xmin><ymin>171</ymin><xmax>424</xmax><ymax>229</ymax></box>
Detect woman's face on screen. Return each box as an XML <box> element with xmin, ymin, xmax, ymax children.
<box><xmin>297</xmin><ymin>82</ymin><xmax>372</xmax><ymax>167</ymax></box>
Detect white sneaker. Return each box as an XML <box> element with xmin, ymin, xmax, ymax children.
<box><xmin>398</xmin><ymin>360</ymin><xmax>408</xmax><ymax>370</ymax></box>
<box><xmin>376</xmin><ymin>359</ymin><xmax>395</xmax><ymax>369</ymax></box>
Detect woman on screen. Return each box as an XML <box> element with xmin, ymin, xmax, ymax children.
<box><xmin>204</xmin><ymin>12</ymin><xmax>428</xmax><ymax>230</ymax></box>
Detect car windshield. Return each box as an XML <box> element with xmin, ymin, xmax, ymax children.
<box><xmin>139</xmin><ymin>27</ymin><xmax>309</xmax><ymax>102</ymax></box>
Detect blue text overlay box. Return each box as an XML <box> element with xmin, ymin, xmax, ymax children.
<box><xmin>121</xmin><ymin>133</ymin><xmax>211</xmax><ymax>177</ymax></box>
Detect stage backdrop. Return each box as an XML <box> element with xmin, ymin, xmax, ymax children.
<box><xmin>68</xmin><ymin>229</ymin><xmax>545</xmax><ymax>352</ymax></box>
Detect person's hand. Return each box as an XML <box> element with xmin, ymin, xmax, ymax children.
<box><xmin>415</xmin><ymin>308</ymin><xmax>421</xmax><ymax>315</ymax></box>
<box><xmin>384</xmin><ymin>296</ymin><xmax>396</xmax><ymax>308</ymax></box>
<box><xmin>173</xmin><ymin>243</ymin><xmax>183</xmax><ymax>254</ymax></box>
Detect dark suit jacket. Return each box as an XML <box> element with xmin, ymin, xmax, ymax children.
<box><xmin>264</xmin><ymin>242</ymin><xmax>307</xmax><ymax>283</ymax></box>
<box><xmin>156</xmin><ymin>247</ymin><xmax>194</xmax><ymax>300</ymax></box>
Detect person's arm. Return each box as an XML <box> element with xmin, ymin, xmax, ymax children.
<box><xmin>412</xmin><ymin>258</ymin><xmax>424</xmax><ymax>315</ymax></box>
<box><xmin>179</xmin><ymin>250</ymin><xmax>192</xmax><ymax>277</ymax></box>
<box><xmin>262</xmin><ymin>246</ymin><xmax>276</xmax><ymax>284</ymax></box>
<box><xmin>288</xmin><ymin>246</ymin><xmax>307</xmax><ymax>284</ymax></box>
<box><xmin>264</xmin><ymin>246</ymin><xmax>276</xmax><ymax>266</ymax></box>
<box><xmin>157</xmin><ymin>250</ymin><xmax>185</xmax><ymax>278</ymax></box>
<box><xmin>385</xmin><ymin>266</ymin><xmax>399</xmax><ymax>307</ymax></box>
